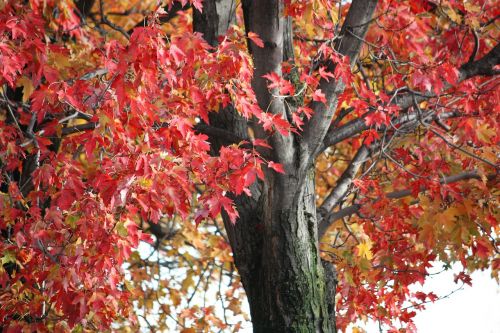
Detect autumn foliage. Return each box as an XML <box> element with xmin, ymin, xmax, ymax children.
<box><xmin>0</xmin><ymin>0</ymin><xmax>498</xmax><ymax>332</ymax></box>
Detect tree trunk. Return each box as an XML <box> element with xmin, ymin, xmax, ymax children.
<box><xmin>193</xmin><ymin>1</ymin><xmax>337</xmax><ymax>331</ymax></box>
<box><xmin>241</xmin><ymin>170</ymin><xmax>334</xmax><ymax>332</ymax></box>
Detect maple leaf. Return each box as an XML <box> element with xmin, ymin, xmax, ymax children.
<box><xmin>440</xmin><ymin>62</ymin><xmax>460</xmax><ymax>85</ymax></box>
<box><xmin>318</xmin><ymin>66</ymin><xmax>335</xmax><ymax>82</ymax></box>
<box><xmin>248</xmin><ymin>32</ymin><xmax>264</xmax><ymax>48</ymax></box>
<box><xmin>291</xmin><ymin>112</ymin><xmax>304</xmax><ymax>129</ymax></box>
<box><xmin>267</xmin><ymin>161</ymin><xmax>285</xmax><ymax>174</ymax></box>
<box><xmin>297</xmin><ymin>106</ymin><xmax>314</xmax><ymax>119</ymax></box>
<box><xmin>454</xmin><ymin>272</ymin><xmax>472</xmax><ymax>286</ymax></box>
<box><xmin>169</xmin><ymin>43</ymin><xmax>186</xmax><ymax>65</ymax></box>
<box><xmin>262</xmin><ymin>71</ymin><xmax>295</xmax><ymax>95</ymax></box>
<box><xmin>364</xmin><ymin>108</ymin><xmax>388</xmax><ymax>128</ymax></box>
<box><xmin>220</xmin><ymin>196</ymin><xmax>239</xmax><ymax>224</ymax></box>
<box><xmin>312</xmin><ymin>89</ymin><xmax>327</xmax><ymax>103</ymax></box>
<box><xmin>2</xmin><ymin>1</ymin><xmax>499</xmax><ymax>332</ymax></box>
<box><xmin>356</xmin><ymin>240</ymin><xmax>374</xmax><ymax>260</ymax></box>
<box><xmin>191</xmin><ymin>0</ymin><xmax>203</xmax><ymax>11</ymax></box>
<box><xmin>252</xmin><ymin>138</ymin><xmax>272</xmax><ymax>149</ymax></box>
<box><xmin>411</xmin><ymin>70</ymin><xmax>432</xmax><ymax>92</ymax></box>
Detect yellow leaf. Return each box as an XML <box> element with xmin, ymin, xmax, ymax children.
<box><xmin>439</xmin><ymin>206</ymin><xmax>462</xmax><ymax>232</ymax></box>
<box><xmin>170</xmin><ymin>290</ymin><xmax>181</xmax><ymax>306</ymax></box>
<box><xmin>477</xmin><ymin>125</ymin><xmax>495</xmax><ymax>144</ymax></box>
<box><xmin>50</xmin><ymin>52</ymin><xmax>71</xmax><ymax>70</ymax></box>
<box><xmin>17</xmin><ymin>76</ymin><xmax>34</xmax><ymax>102</ymax></box>
<box><xmin>356</xmin><ymin>240</ymin><xmax>373</xmax><ymax>260</ymax></box>
<box><xmin>181</xmin><ymin>271</ymin><xmax>194</xmax><ymax>291</ymax></box>
<box><xmin>350</xmin><ymin>223</ymin><xmax>361</xmax><ymax>234</ymax></box>
<box><xmin>304</xmin><ymin>4</ymin><xmax>315</xmax><ymax>37</ymax></box>
<box><xmin>181</xmin><ymin>329</ymin><xmax>196</xmax><ymax>333</ymax></box>
<box><xmin>464</xmin><ymin>1</ymin><xmax>481</xmax><ymax>13</ymax></box>
<box><xmin>443</xmin><ymin>7</ymin><xmax>462</xmax><ymax>24</ymax></box>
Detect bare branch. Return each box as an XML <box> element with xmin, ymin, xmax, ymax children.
<box><xmin>318</xmin><ymin>144</ymin><xmax>371</xmax><ymax>218</ymax></box>
<box><xmin>99</xmin><ymin>0</ymin><xmax>130</xmax><ymax>39</ymax></box>
<box><xmin>467</xmin><ymin>29</ymin><xmax>479</xmax><ymax>64</ymax></box>
<box><xmin>429</xmin><ymin>128</ymin><xmax>498</xmax><ymax>169</ymax></box>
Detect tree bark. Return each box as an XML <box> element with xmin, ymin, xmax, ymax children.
<box><xmin>191</xmin><ymin>0</ymin><xmax>381</xmax><ymax>331</ymax></box>
<box><xmin>241</xmin><ymin>170</ymin><xmax>333</xmax><ymax>332</ymax></box>
<box><xmin>193</xmin><ymin>1</ymin><xmax>335</xmax><ymax>331</ymax></box>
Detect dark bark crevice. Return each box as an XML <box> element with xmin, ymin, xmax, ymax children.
<box><xmin>246</xmin><ymin>170</ymin><xmax>333</xmax><ymax>333</ymax></box>
<box><xmin>193</xmin><ymin>0</ymin><xmax>219</xmax><ymax>46</ymax></box>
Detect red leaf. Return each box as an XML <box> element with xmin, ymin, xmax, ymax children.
<box><xmin>252</xmin><ymin>139</ymin><xmax>272</xmax><ymax>149</ymax></box>
<box><xmin>364</xmin><ymin>107</ymin><xmax>388</xmax><ymax>128</ymax></box>
<box><xmin>312</xmin><ymin>89</ymin><xmax>327</xmax><ymax>103</ymax></box>
<box><xmin>221</xmin><ymin>196</ymin><xmax>239</xmax><ymax>224</ymax></box>
<box><xmin>268</xmin><ymin>161</ymin><xmax>285</xmax><ymax>174</ymax></box>
<box><xmin>191</xmin><ymin>0</ymin><xmax>203</xmax><ymax>11</ymax></box>
<box><xmin>248</xmin><ymin>32</ymin><xmax>264</xmax><ymax>48</ymax></box>
<box><xmin>170</xmin><ymin>43</ymin><xmax>186</xmax><ymax>64</ymax></box>
<box><xmin>440</xmin><ymin>63</ymin><xmax>460</xmax><ymax>85</ymax></box>
<box><xmin>319</xmin><ymin>66</ymin><xmax>335</xmax><ymax>82</ymax></box>
<box><xmin>291</xmin><ymin>112</ymin><xmax>304</xmax><ymax>130</ymax></box>
<box><xmin>297</xmin><ymin>106</ymin><xmax>314</xmax><ymax>119</ymax></box>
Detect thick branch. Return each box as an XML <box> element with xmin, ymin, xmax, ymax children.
<box><xmin>392</xmin><ymin>42</ymin><xmax>500</xmax><ymax>112</ymax></box>
<box><xmin>242</xmin><ymin>0</ymin><xmax>294</xmax><ymax>166</ymax></box>
<box><xmin>58</xmin><ymin>120</ymin><xmax>243</xmax><ymax>145</ymax></box>
<box><xmin>318</xmin><ymin>144</ymin><xmax>371</xmax><ymax>218</ymax></box>
<box><xmin>322</xmin><ymin>42</ymin><xmax>500</xmax><ymax>150</ymax></box>
<box><xmin>301</xmin><ymin>0</ymin><xmax>378</xmax><ymax>165</ymax></box>
<box><xmin>322</xmin><ymin>110</ymin><xmax>461</xmax><ymax>149</ymax></box>
<box><xmin>461</xmin><ymin>42</ymin><xmax>500</xmax><ymax>78</ymax></box>
<box><xmin>194</xmin><ymin>123</ymin><xmax>245</xmax><ymax>145</ymax></box>
<box><xmin>318</xmin><ymin>170</ymin><xmax>497</xmax><ymax>238</ymax></box>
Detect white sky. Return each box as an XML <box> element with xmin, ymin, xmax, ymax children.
<box><xmin>347</xmin><ymin>266</ymin><xmax>500</xmax><ymax>333</ymax></box>
<box><xmin>412</xmin><ymin>268</ymin><xmax>500</xmax><ymax>333</ymax></box>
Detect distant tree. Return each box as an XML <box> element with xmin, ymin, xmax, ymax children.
<box><xmin>0</xmin><ymin>0</ymin><xmax>498</xmax><ymax>332</ymax></box>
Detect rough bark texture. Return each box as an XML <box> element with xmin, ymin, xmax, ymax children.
<box><xmin>192</xmin><ymin>1</ymin><xmax>380</xmax><ymax>332</ymax></box>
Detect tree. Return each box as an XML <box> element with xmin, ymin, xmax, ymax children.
<box><xmin>0</xmin><ymin>0</ymin><xmax>498</xmax><ymax>332</ymax></box>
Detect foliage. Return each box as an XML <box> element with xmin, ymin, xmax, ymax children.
<box><xmin>0</xmin><ymin>0</ymin><xmax>498</xmax><ymax>332</ymax></box>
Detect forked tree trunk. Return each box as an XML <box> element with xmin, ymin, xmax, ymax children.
<box><xmin>204</xmin><ymin>107</ymin><xmax>336</xmax><ymax>332</ymax></box>
<box><xmin>193</xmin><ymin>0</ymin><xmax>377</xmax><ymax>331</ymax></box>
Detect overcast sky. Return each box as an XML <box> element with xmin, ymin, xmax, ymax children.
<box><xmin>348</xmin><ymin>266</ymin><xmax>500</xmax><ymax>333</ymax></box>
